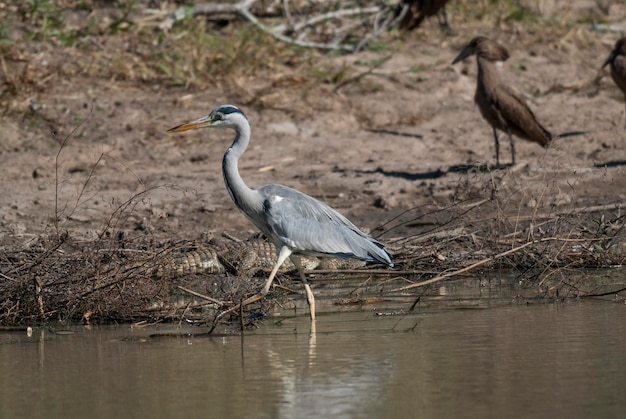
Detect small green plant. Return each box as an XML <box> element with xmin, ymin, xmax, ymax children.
<box><xmin>451</xmin><ymin>0</ymin><xmax>545</xmax><ymax>27</ymax></box>
<box><xmin>355</xmin><ymin>57</ymin><xmax>388</xmax><ymax>67</ymax></box>
<box><xmin>409</xmin><ymin>63</ymin><xmax>433</xmax><ymax>73</ymax></box>
<box><xmin>25</xmin><ymin>0</ymin><xmax>64</xmax><ymax>42</ymax></box>
<box><xmin>365</xmin><ymin>40</ymin><xmax>388</xmax><ymax>52</ymax></box>
<box><xmin>305</xmin><ymin>61</ymin><xmax>352</xmax><ymax>84</ymax></box>
<box><xmin>155</xmin><ymin>21</ymin><xmax>308</xmax><ymax>88</ymax></box>
<box><xmin>504</xmin><ymin>5</ymin><xmax>535</xmax><ymax>23</ymax></box>
<box><xmin>107</xmin><ymin>0</ymin><xmax>138</xmax><ymax>34</ymax></box>
<box><xmin>0</xmin><ymin>21</ymin><xmax>10</xmax><ymax>45</ymax></box>
<box><xmin>591</xmin><ymin>215</ymin><xmax>615</xmax><ymax>252</ymax></box>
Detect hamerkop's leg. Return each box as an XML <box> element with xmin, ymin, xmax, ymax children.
<box><xmin>437</xmin><ymin>7</ymin><xmax>454</xmax><ymax>34</ymax></box>
<box><xmin>507</xmin><ymin>131</ymin><xmax>516</xmax><ymax>165</ymax></box>
<box><xmin>492</xmin><ymin>127</ymin><xmax>500</xmax><ymax>167</ymax></box>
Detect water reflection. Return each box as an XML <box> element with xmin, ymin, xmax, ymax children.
<box><xmin>245</xmin><ymin>319</ymin><xmax>396</xmax><ymax>418</ymax></box>
<box><xmin>0</xmin><ymin>301</ymin><xmax>625</xmax><ymax>419</ymax></box>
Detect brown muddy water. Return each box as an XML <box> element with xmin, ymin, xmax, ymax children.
<box><xmin>1</xmin><ymin>277</ymin><xmax>625</xmax><ymax>419</ymax></box>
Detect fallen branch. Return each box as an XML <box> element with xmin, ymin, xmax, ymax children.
<box><xmin>237</xmin><ymin>4</ymin><xmax>360</xmax><ymax>51</ymax></box>
<box><xmin>334</xmin><ymin>55</ymin><xmax>392</xmax><ymax>92</ymax></box>
<box><xmin>592</xmin><ymin>22</ymin><xmax>626</xmax><ymax>33</ymax></box>
<box><xmin>393</xmin><ymin>237</ymin><xmax>579</xmax><ymax>292</ymax></box>
<box><xmin>580</xmin><ymin>287</ymin><xmax>626</xmax><ymax>298</ymax></box>
<box><xmin>365</xmin><ymin>128</ymin><xmax>423</xmax><ymax>139</ymax></box>
<box><xmin>355</xmin><ymin>3</ymin><xmax>408</xmax><ymax>51</ymax></box>
<box><xmin>273</xmin><ymin>6</ymin><xmax>380</xmax><ymax>34</ymax></box>
<box><xmin>176</xmin><ymin>285</ymin><xmax>226</xmax><ymax>307</ymax></box>
<box><xmin>0</xmin><ymin>272</ymin><xmax>17</xmax><ymax>282</ymax></box>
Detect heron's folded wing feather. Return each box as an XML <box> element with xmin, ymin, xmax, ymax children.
<box><xmin>260</xmin><ymin>185</ymin><xmax>389</xmax><ymax>263</ymax></box>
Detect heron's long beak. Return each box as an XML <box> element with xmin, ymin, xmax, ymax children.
<box><xmin>167</xmin><ymin>115</ymin><xmax>212</xmax><ymax>133</ymax></box>
<box><xmin>452</xmin><ymin>46</ymin><xmax>474</xmax><ymax>65</ymax></box>
<box><xmin>602</xmin><ymin>50</ymin><xmax>617</xmax><ymax>69</ymax></box>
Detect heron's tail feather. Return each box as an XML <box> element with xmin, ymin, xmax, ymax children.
<box><xmin>366</xmin><ymin>239</ymin><xmax>394</xmax><ymax>267</ymax></box>
<box><xmin>341</xmin><ymin>233</ymin><xmax>394</xmax><ymax>267</ymax></box>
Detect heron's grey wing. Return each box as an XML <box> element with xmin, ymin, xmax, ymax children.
<box><xmin>259</xmin><ymin>185</ymin><xmax>392</xmax><ymax>265</ymax></box>
<box><xmin>490</xmin><ymin>84</ymin><xmax>552</xmax><ymax>146</ymax></box>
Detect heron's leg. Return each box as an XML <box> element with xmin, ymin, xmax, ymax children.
<box><xmin>290</xmin><ymin>255</ymin><xmax>316</xmax><ymax>320</ymax></box>
<box><xmin>492</xmin><ymin>127</ymin><xmax>500</xmax><ymax>167</ymax></box>
<box><xmin>623</xmin><ymin>101</ymin><xmax>626</xmax><ymax>129</ymax></box>
<box><xmin>228</xmin><ymin>245</ymin><xmax>291</xmax><ymax>309</ymax></box>
<box><xmin>507</xmin><ymin>131</ymin><xmax>516</xmax><ymax>165</ymax></box>
<box><xmin>261</xmin><ymin>245</ymin><xmax>292</xmax><ymax>295</ymax></box>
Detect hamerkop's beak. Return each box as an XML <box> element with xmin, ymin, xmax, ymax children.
<box><xmin>602</xmin><ymin>50</ymin><xmax>617</xmax><ymax>69</ymax></box>
<box><xmin>452</xmin><ymin>45</ymin><xmax>475</xmax><ymax>65</ymax></box>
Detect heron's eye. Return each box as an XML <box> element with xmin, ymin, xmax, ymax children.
<box><xmin>212</xmin><ymin>113</ymin><xmax>223</xmax><ymax>121</ymax></box>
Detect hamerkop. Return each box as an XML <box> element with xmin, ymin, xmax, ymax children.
<box><xmin>396</xmin><ymin>0</ymin><xmax>451</xmax><ymax>32</ymax></box>
<box><xmin>603</xmin><ymin>37</ymin><xmax>626</xmax><ymax>129</ymax></box>
<box><xmin>452</xmin><ymin>36</ymin><xmax>559</xmax><ymax>166</ymax></box>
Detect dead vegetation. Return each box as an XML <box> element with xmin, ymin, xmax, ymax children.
<box><xmin>2</xmin><ymin>0</ymin><xmax>621</xmax><ymax>112</ymax></box>
<box><xmin>1</xmin><ymin>166</ymin><xmax>624</xmax><ymax>326</ymax></box>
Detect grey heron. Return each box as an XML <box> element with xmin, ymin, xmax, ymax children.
<box><xmin>168</xmin><ymin>105</ymin><xmax>394</xmax><ymax>321</ymax></box>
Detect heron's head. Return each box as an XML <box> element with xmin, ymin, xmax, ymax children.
<box><xmin>452</xmin><ymin>36</ymin><xmax>510</xmax><ymax>65</ymax></box>
<box><xmin>168</xmin><ymin>105</ymin><xmax>249</xmax><ymax>133</ymax></box>
<box><xmin>603</xmin><ymin>37</ymin><xmax>626</xmax><ymax>69</ymax></box>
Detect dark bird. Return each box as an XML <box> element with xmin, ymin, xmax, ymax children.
<box><xmin>396</xmin><ymin>0</ymin><xmax>452</xmax><ymax>32</ymax></box>
<box><xmin>452</xmin><ymin>36</ymin><xmax>569</xmax><ymax>166</ymax></box>
<box><xmin>168</xmin><ymin>105</ymin><xmax>394</xmax><ymax>322</ymax></box>
<box><xmin>603</xmin><ymin>37</ymin><xmax>626</xmax><ymax>129</ymax></box>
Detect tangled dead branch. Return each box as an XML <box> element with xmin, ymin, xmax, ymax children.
<box><xmin>1</xmin><ymin>200</ymin><xmax>625</xmax><ymax>326</ymax></box>
<box><xmin>161</xmin><ymin>0</ymin><xmax>405</xmax><ymax>52</ymax></box>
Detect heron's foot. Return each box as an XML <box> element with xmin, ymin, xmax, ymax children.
<box><xmin>303</xmin><ymin>283</ymin><xmax>316</xmax><ymax>321</ymax></box>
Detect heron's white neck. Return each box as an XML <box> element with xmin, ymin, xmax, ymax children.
<box><xmin>222</xmin><ymin>120</ymin><xmax>262</xmax><ymax>216</ymax></box>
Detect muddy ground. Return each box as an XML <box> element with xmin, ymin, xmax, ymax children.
<box><xmin>1</xmin><ymin>1</ymin><xmax>625</xmax><ymax>323</ymax></box>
